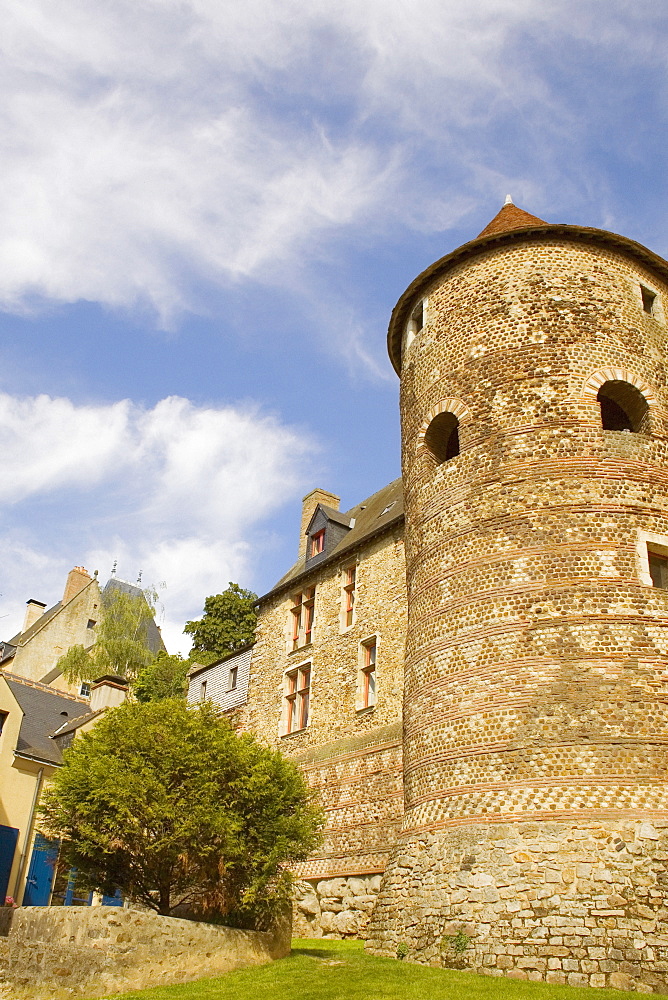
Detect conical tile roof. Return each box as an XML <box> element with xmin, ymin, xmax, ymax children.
<box><xmin>477</xmin><ymin>198</ymin><xmax>546</xmax><ymax>238</ymax></box>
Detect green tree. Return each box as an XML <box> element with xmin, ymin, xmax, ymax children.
<box><xmin>133</xmin><ymin>651</ymin><xmax>192</xmax><ymax>703</ymax></box>
<box><xmin>184</xmin><ymin>583</ymin><xmax>258</xmax><ymax>659</ymax></box>
<box><xmin>40</xmin><ymin>699</ymin><xmax>323</xmax><ymax>919</ymax></box>
<box><xmin>57</xmin><ymin>586</ymin><xmax>157</xmax><ymax>685</ymax></box>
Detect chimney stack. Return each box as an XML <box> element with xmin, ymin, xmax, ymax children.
<box><xmin>89</xmin><ymin>675</ymin><xmax>129</xmax><ymax>713</ymax></box>
<box><xmin>22</xmin><ymin>599</ymin><xmax>46</xmax><ymax>633</ymax></box>
<box><xmin>63</xmin><ymin>566</ymin><xmax>92</xmax><ymax>605</ymax></box>
<box><xmin>299</xmin><ymin>488</ymin><xmax>341</xmax><ymax>559</ymax></box>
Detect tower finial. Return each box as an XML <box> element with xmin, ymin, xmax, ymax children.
<box><xmin>504</xmin><ymin>194</ymin><xmax>514</xmax><ymax>206</ymax></box>
<box><xmin>111</xmin><ymin>560</ymin><xmax>117</xmax><ymax>577</ymax></box>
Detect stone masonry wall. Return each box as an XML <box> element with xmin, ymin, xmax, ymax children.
<box><xmin>294</xmin><ymin>873</ymin><xmax>382</xmax><ymax>938</ymax></box>
<box><xmin>238</xmin><ymin>527</ymin><xmax>406</xmax><ymax>894</ymax></box>
<box><xmin>10</xmin><ymin>578</ymin><xmax>101</xmax><ymax>694</ymax></box>
<box><xmin>0</xmin><ymin>905</ymin><xmax>290</xmax><ymax>999</ymax></box>
<box><xmin>367</xmin><ymin>820</ymin><xmax>668</xmax><ymax>992</ymax></box>
<box><xmin>366</xmin><ymin>231</ymin><xmax>668</xmax><ymax>987</ymax></box>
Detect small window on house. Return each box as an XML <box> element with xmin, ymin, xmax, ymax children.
<box><xmin>641</xmin><ymin>285</ymin><xmax>658</xmax><ymax>316</ymax></box>
<box><xmin>284</xmin><ymin>664</ymin><xmax>310</xmax><ymax>734</ymax></box>
<box><xmin>359</xmin><ymin>638</ymin><xmax>377</xmax><ymax>710</ymax></box>
<box><xmin>343</xmin><ymin>565</ymin><xmax>356</xmax><ymax>628</ymax></box>
<box><xmin>228</xmin><ymin>665</ymin><xmax>238</xmax><ymax>691</ymax></box>
<box><xmin>79</xmin><ymin>682</ymin><xmax>91</xmax><ymax>698</ymax></box>
<box><xmin>424</xmin><ymin>412</ymin><xmax>460</xmax><ymax>463</ymax></box>
<box><xmin>290</xmin><ymin>588</ymin><xmax>315</xmax><ymax>651</ymax></box>
<box><xmin>0</xmin><ymin>711</ymin><xmax>7</xmax><ymax>736</ymax></box>
<box><xmin>86</xmin><ymin>619</ymin><xmax>96</xmax><ymax>630</ymax></box>
<box><xmin>597</xmin><ymin>381</ymin><xmax>649</xmax><ymax>433</ymax></box>
<box><xmin>200</xmin><ymin>679</ymin><xmax>207</xmax><ymax>701</ymax></box>
<box><xmin>309</xmin><ymin>530</ymin><xmax>325</xmax><ymax>558</ymax></box>
<box><xmin>649</xmin><ymin>549</ymin><xmax>668</xmax><ymax>590</ymax></box>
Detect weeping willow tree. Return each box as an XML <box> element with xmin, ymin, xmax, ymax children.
<box><xmin>57</xmin><ymin>586</ymin><xmax>159</xmax><ymax>685</ymax></box>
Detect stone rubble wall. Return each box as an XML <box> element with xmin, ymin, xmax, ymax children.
<box><xmin>366</xmin><ymin>820</ymin><xmax>668</xmax><ymax>992</ymax></box>
<box><xmin>0</xmin><ymin>904</ymin><xmax>291</xmax><ymax>999</ymax></box>
<box><xmin>293</xmin><ymin>874</ymin><xmax>382</xmax><ymax>938</ymax></box>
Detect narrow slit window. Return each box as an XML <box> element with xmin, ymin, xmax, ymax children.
<box><xmin>343</xmin><ymin>565</ymin><xmax>356</xmax><ymax>627</ymax></box>
<box><xmin>361</xmin><ymin>639</ymin><xmax>376</xmax><ymax>708</ymax></box>
<box><xmin>411</xmin><ymin>300</ymin><xmax>424</xmax><ymax>333</ymax></box>
<box><xmin>228</xmin><ymin>665</ymin><xmax>238</xmax><ymax>691</ymax></box>
<box><xmin>641</xmin><ymin>285</ymin><xmax>657</xmax><ymax>316</ymax></box>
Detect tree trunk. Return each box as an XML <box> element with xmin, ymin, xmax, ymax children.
<box><xmin>157</xmin><ymin>885</ymin><xmax>172</xmax><ymax>916</ymax></box>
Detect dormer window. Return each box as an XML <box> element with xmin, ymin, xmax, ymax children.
<box><xmin>309</xmin><ymin>530</ymin><xmax>325</xmax><ymax>558</ymax></box>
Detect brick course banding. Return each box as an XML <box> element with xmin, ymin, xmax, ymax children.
<box><xmin>366</xmin><ymin>217</ymin><xmax>668</xmax><ymax>990</ymax></box>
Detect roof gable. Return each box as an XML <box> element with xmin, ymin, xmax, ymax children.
<box><xmin>262</xmin><ymin>478</ymin><xmax>404</xmax><ymax>601</ymax></box>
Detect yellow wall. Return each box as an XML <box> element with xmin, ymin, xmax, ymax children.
<box><xmin>9</xmin><ymin>578</ymin><xmax>101</xmax><ymax>695</ymax></box>
<box><xmin>0</xmin><ymin>677</ymin><xmax>57</xmax><ymax>902</ymax></box>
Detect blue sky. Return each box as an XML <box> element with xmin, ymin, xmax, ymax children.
<box><xmin>2</xmin><ymin>0</ymin><xmax>668</xmax><ymax>651</ymax></box>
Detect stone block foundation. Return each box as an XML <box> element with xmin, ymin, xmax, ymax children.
<box><xmin>0</xmin><ymin>904</ymin><xmax>291</xmax><ymax>999</ymax></box>
<box><xmin>365</xmin><ymin>820</ymin><xmax>668</xmax><ymax>992</ymax></box>
<box><xmin>293</xmin><ymin>873</ymin><xmax>382</xmax><ymax>938</ymax></box>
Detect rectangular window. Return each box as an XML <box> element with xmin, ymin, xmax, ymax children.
<box><xmin>79</xmin><ymin>683</ymin><xmax>91</xmax><ymax>698</ymax></box>
<box><xmin>228</xmin><ymin>665</ymin><xmax>238</xmax><ymax>691</ymax></box>
<box><xmin>284</xmin><ymin>665</ymin><xmax>310</xmax><ymax>733</ymax></box>
<box><xmin>291</xmin><ymin>588</ymin><xmax>315</xmax><ymax>650</ymax></box>
<box><xmin>343</xmin><ymin>565</ymin><xmax>356</xmax><ymax>628</ymax></box>
<box><xmin>86</xmin><ymin>619</ymin><xmax>96</xmax><ymax>630</ymax></box>
<box><xmin>0</xmin><ymin>711</ymin><xmax>7</xmax><ymax>736</ymax></box>
<box><xmin>360</xmin><ymin>638</ymin><xmax>377</xmax><ymax>709</ymax></box>
<box><xmin>309</xmin><ymin>530</ymin><xmax>325</xmax><ymax>558</ymax></box>
<box><xmin>649</xmin><ymin>549</ymin><xmax>668</xmax><ymax>589</ymax></box>
<box><xmin>200</xmin><ymin>679</ymin><xmax>207</xmax><ymax>701</ymax></box>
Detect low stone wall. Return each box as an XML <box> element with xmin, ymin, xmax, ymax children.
<box><xmin>0</xmin><ymin>905</ymin><xmax>291</xmax><ymax>999</ymax></box>
<box><xmin>366</xmin><ymin>820</ymin><xmax>668</xmax><ymax>992</ymax></box>
<box><xmin>293</xmin><ymin>874</ymin><xmax>381</xmax><ymax>938</ymax></box>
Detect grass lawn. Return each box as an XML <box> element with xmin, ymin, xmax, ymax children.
<box><xmin>104</xmin><ymin>938</ymin><xmax>637</xmax><ymax>1000</ymax></box>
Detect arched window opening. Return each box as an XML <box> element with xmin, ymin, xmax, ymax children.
<box><xmin>424</xmin><ymin>412</ymin><xmax>460</xmax><ymax>463</ymax></box>
<box><xmin>597</xmin><ymin>380</ymin><xmax>649</xmax><ymax>433</ymax></box>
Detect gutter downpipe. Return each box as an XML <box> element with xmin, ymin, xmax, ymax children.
<box><xmin>13</xmin><ymin>764</ymin><xmax>44</xmax><ymax>902</ymax></box>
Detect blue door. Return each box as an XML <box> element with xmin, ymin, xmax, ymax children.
<box><xmin>101</xmin><ymin>887</ymin><xmax>123</xmax><ymax>906</ymax></box>
<box><xmin>0</xmin><ymin>825</ymin><xmax>19</xmax><ymax>901</ymax></box>
<box><xmin>22</xmin><ymin>833</ymin><xmax>59</xmax><ymax>905</ymax></box>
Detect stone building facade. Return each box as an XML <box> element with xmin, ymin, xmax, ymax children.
<box><xmin>190</xmin><ymin>481</ymin><xmax>407</xmax><ymax>937</ymax></box>
<box><xmin>192</xmin><ymin>201</ymin><xmax>668</xmax><ymax>985</ymax></box>
<box><xmin>364</xmin><ymin>201</ymin><xmax>668</xmax><ymax>990</ymax></box>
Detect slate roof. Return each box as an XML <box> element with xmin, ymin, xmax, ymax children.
<box><xmin>3</xmin><ymin>673</ymin><xmax>91</xmax><ymax>765</ymax></box>
<box><xmin>260</xmin><ymin>478</ymin><xmax>403</xmax><ymax>603</ymax></box>
<box><xmin>103</xmin><ymin>578</ymin><xmax>165</xmax><ymax>655</ymax></box>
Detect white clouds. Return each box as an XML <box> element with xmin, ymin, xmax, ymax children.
<box><xmin>0</xmin><ymin>391</ymin><xmax>316</xmax><ymax>651</ymax></box>
<box><xmin>0</xmin><ymin>0</ymin><xmax>666</xmax><ymax>322</ymax></box>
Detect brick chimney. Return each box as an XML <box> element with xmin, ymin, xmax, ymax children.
<box><xmin>299</xmin><ymin>488</ymin><xmax>341</xmax><ymax>558</ymax></box>
<box><xmin>63</xmin><ymin>566</ymin><xmax>92</xmax><ymax>604</ymax></box>
<box><xmin>22</xmin><ymin>599</ymin><xmax>46</xmax><ymax>633</ymax></box>
<box><xmin>89</xmin><ymin>675</ymin><xmax>129</xmax><ymax>713</ymax></box>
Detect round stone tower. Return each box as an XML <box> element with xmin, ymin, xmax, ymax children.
<box><xmin>366</xmin><ymin>201</ymin><xmax>668</xmax><ymax>991</ymax></box>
